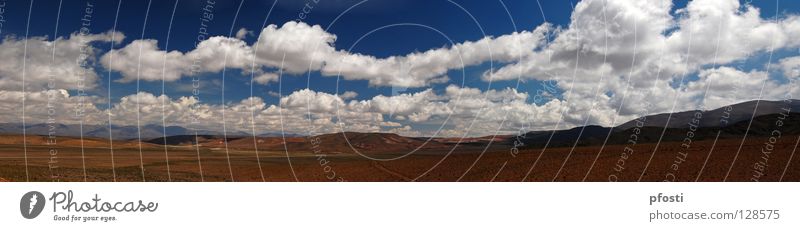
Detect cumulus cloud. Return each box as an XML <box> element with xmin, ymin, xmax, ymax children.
<box><xmin>100</xmin><ymin>22</ymin><xmax>334</xmax><ymax>84</ymax></box>
<box><xmin>252</xmin><ymin>72</ymin><xmax>279</xmax><ymax>85</ymax></box>
<box><xmin>780</xmin><ymin>56</ymin><xmax>800</xmax><ymax>79</ymax></box>
<box><xmin>0</xmin><ymin>85</ymin><xmax>568</xmax><ymax>137</ymax></box>
<box><xmin>252</xmin><ymin>21</ymin><xmax>336</xmax><ymax>74</ymax></box>
<box><xmin>6</xmin><ymin>0</ymin><xmax>800</xmax><ymax>137</ymax></box>
<box><xmin>340</xmin><ymin>91</ymin><xmax>358</xmax><ymax>99</ymax></box>
<box><xmin>681</xmin><ymin>67</ymin><xmax>786</xmax><ymax>109</ymax></box>
<box><xmin>321</xmin><ymin>25</ymin><xmax>551</xmax><ymax>87</ymax></box>
<box><xmin>0</xmin><ymin>31</ymin><xmax>123</xmax><ymax>91</ymax></box>
<box><xmin>101</xmin><ymin>21</ymin><xmax>550</xmax><ymax>87</ymax></box>
<box><xmin>486</xmin><ymin>0</ymin><xmax>800</xmax><ymax>82</ymax></box>
<box><xmin>102</xmin><ymin>36</ymin><xmax>253</xmax><ymax>83</ymax></box>
<box><xmin>0</xmin><ymin>89</ymin><xmax>105</xmax><ymax>125</ymax></box>
<box><xmin>482</xmin><ymin>0</ymin><xmax>800</xmax><ymax>128</ymax></box>
<box><xmin>235</xmin><ymin>28</ymin><xmax>253</xmax><ymax>39</ymax></box>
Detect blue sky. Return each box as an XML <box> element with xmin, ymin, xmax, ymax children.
<box><xmin>1</xmin><ymin>0</ymin><xmax>800</xmax><ymax>136</ymax></box>
<box><xmin>0</xmin><ymin>0</ymin><xmax>588</xmax><ymax>106</ymax></box>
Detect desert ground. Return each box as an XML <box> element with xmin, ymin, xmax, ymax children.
<box><xmin>0</xmin><ymin>134</ymin><xmax>797</xmax><ymax>182</ymax></box>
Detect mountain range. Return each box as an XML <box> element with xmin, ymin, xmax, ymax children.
<box><xmin>0</xmin><ymin>123</ymin><xmax>255</xmax><ymax>140</ymax></box>
<box><xmin>519</xmin><ymin>100</ymin><xmax>800</xmax><ymax>148</ymax></box>
<box><xmin>1</xmin><ymin>100</ymin><xmax>797</xmax><ymax>147</ymax></box>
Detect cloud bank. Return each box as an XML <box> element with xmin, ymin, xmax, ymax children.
<box><xmin>1</xmin><ymin>0</ymin><xmax>799</xmax><ymax>137</ymax></box>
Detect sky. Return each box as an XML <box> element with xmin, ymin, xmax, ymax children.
<box><xmin>0</xmin><ymin>0</ymin><xmax>799</xmax><ymax>137</ymax></box>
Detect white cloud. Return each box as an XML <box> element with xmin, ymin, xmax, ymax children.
<box><xmin>101</xmin><ymin>39</ymin><xmax>189</xmax><ymax>83</ymax></box>
<box><xmin>102</xmin><ymin>36</ymin><xmax>254</xmax><ymax>83</ymax></box>
<box><xmin>321</xmin><ymin>25</ymin><xmax>551</xmax><ymax>87</ymax></box>
<box><xmin>682</xmin><ymin>67</ymin><xmax>784</xmax><ymax>109</ymax></box>
<box><xmin>252</xmin><ymin>72</ymin><xmax>279</xmax><ymax>85</ymax></box>
<box><xmin>0</xmin><ymin>31</ymin><xmax>123</xmax><ymax>91</ymax></box>
<box><xmin>487</xmin><ymin>0</ymin><xmax>800</xmax><ymax>82</ymax></box>
<box><xmin>483</xmin><ymin>0</ymin><xmax>800</xmax><ymax>128</ymax></box>
<box><xmin>252</xmin><ymin>21</ymin><xmax>336</xmax><ymax>74</ymax></box>
<box><xmin>235</xmin><ymin>28</ymin><xmax>253</xmax><ymax>39</ymax></box>
<box><xmin>780</xmin><ymin>56</ymin><xmax>800</xmax><ymax>79</ymax></box>
<box><xmin>6</xmin><ymin>0</ymin><xmax>800</xmax><ymax>137</ymax></box>
<box><xmin>0</xmin><ymin>90</ymin><xmax>105</xmax><ymax>125</ymax></box>
<box><xmin>340</xmin><ymin>91</ymin><xmax>358</xmax><ymax>99</ymax></box>
<box><xmin>0</xmin><ymin>85</ymin><xmax>570</xmax><ymax>137</ymax></box>
<box><xmin>101</xmin><ymin>21</ymin><xmax>551</xmax><ymax>88</ymax></box>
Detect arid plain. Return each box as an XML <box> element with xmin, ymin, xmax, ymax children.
<box><xmin>0</xmin><ymin>133</ymin><xmax>796</xmax><ymax>182</ymax></box>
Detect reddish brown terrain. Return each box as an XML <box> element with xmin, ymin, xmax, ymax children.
<box><xmin>1</xmin><ymin>100</ymin><xmax>795</xmax><ymax>182</ymax></box>
<box><xmin>0</xmin><ymin>133</ymin><xmax>797</xmax><ymax>182</ymax></box>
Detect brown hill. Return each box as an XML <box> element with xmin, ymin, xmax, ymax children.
<box><xmin>309</xmin><ymin>132</ymin><xmax>451</xmax><ymax>154</ymax></box>
<box><xmin>179</xmin><ymin>132</ymin><xmax>454</xmax><ymax>154</ymax></box>
<box><xmin>0</xmin><ymin>135</ymin><xmax>158</xmax><ymax>148</ymax></box>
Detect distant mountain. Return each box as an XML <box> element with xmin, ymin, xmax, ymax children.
<box><xmin>615</xmin><ymin>100</ymin><xmax>800</xmax><ymax>130</ymax></box>
<box><xmin>2</xmin><ymin>100</ymin><xmax>798</xmax><ymax>149</ymax></box>
<box><xmin>149</xmin><ymin>108</ymin><xmax>800</xmax><ymax>153</ymax></box>
<box><xmin>0</xmin><ymin>123</ymin><xmax>84</xmax><ymax>137</ymax></box>
<box><xmin>146</xmin><ymin>132</ymin><xmax>456</xmax><ymax>154</ymax></box>
<box><xmin>609</xmin><ymin>112</ymin><xmax>800</xmax><ymax>144</ymax></box>
<box><xmin>258</xmin><ymin>132</ymin><xmax>302</xmax><ymax>137</ymax></box>
<box><xmin>145</xmin><ymin>135</ymin><xmax>222</xmax><ymax>145</ymax></box>
<box><xmin>0</xmin><ymin>123</ymin><xmax>252</xmax><ymax>140</ymax></box>
<box><xmin>517</xmin><ymin>112</ymin><xmax>800</xmax><ymax>148</ymax></box>
<box><xmin>513</xmin><ymin>99</ymin><xmax>800</xmax><ymax>148</ymax></box>
<box><xmin>518</xmin><ymin>125</ymin><xmax>612</xmax><ymax>148</ymax></box>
